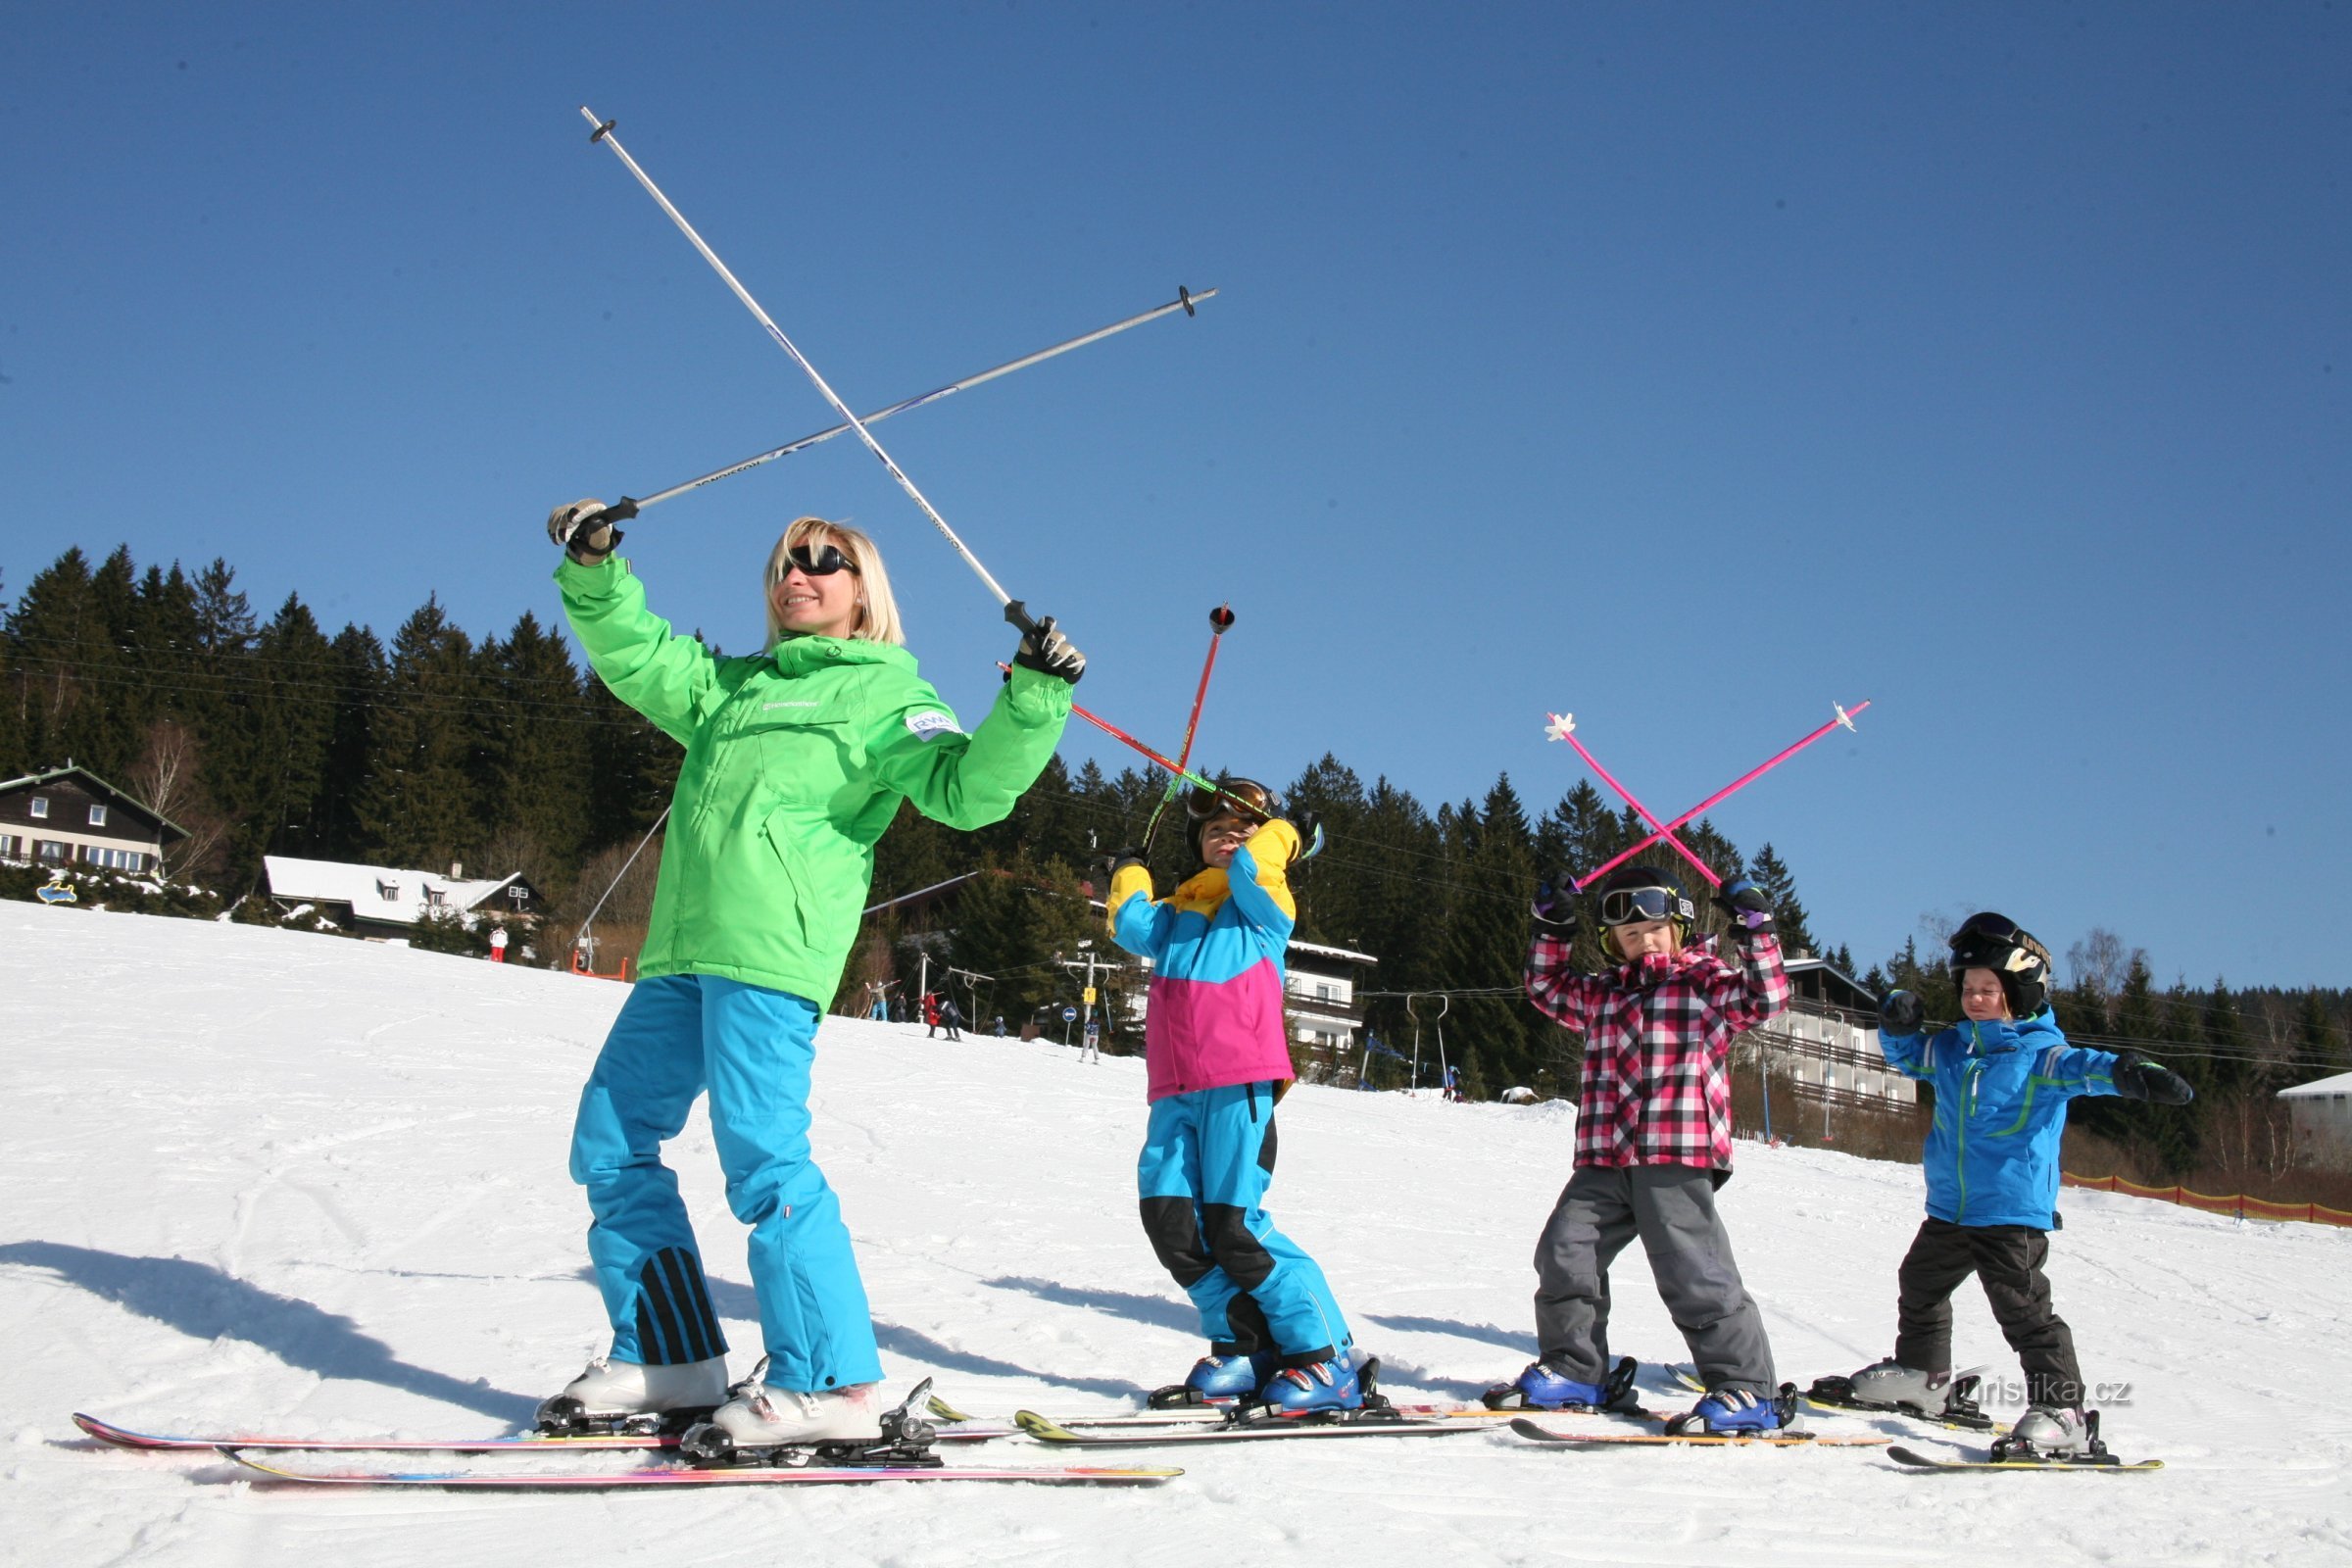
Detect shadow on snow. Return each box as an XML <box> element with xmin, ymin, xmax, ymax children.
<box><xmin>1</xmin><ymin>1241</ymin><xmax>536</xmax><ymax>1423</ymax></box>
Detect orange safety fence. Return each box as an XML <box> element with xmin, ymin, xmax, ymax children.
<box><xmin>2062</xmin><ymin>1171</ymin><xmax>2352</xmax><ymax>1228</ymax></box>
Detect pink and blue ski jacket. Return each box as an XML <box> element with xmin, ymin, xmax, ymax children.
<box><xmin>1107</xmin><ymin>820</ymin><xmax>1304</xmax><ymax>1102</ymax></box>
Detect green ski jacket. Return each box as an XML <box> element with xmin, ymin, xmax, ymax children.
<box><xmin>556</xmin><ymin>555</ymin><xmax>1072</xmax><ymax>1004</ymax></box>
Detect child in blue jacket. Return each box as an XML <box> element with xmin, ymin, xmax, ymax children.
<box><xmin>1834</xmin><ymin>913</ymin><xmax>2191</xmax><ymax>1459</ymax></box>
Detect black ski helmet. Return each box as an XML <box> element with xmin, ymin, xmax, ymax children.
<box><xmin>1590</xmin><ymin>863</ymin><xmax>1696</xmax><ymax>959</ymax></box>
<box><xmin>1946</xmin><ymin>911</ymin><xmax>2053</xmax><ymax>1017</ymax></box>
<box><xmin>1186</xmin><ymin>775</ymin><xmax>1278</xmax><ymax>865</ymax></box>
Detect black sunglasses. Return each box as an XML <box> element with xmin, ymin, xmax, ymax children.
<box><xmin>782</xmin><ymin>542</ymin><xmax>860</xmax><ymax>577</ymax></box>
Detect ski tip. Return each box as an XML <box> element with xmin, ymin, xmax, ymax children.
<box><xmin>1012</xmin><ymin>1410</ymin><xmax>1082</xmax><ymax>1444</ymax></box>
<box><xmin>926</xmin><ymin>1392</ymin><xmax>978</xmax><ymax>1426</ymax></box>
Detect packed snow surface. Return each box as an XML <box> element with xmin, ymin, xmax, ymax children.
<box><xmin>3</xmin><ymin>904</ymin><xmax>2348</xmax><ymax>1566</ymax></box>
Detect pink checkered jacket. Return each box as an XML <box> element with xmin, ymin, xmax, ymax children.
<box><xmin>1524</xmin><ymin>931</ymin><xmax>1789</xmax><ymax>1171</ymax></box>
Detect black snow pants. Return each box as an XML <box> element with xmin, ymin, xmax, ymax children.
<box><xmin>1892</xmin><ymin>1217</ymin><xmax>2083</xmax><ymax>1407</ymax></box>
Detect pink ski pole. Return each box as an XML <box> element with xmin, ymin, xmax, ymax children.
<box><xmin>1544</xmin><ymin>713</ymin><xmax>1721</xmax><ymax>887</ymax></box>
<box><xmin>1569</xmin><ymin>702</ymin><xmax>1870</xmax><ymax>891</ymax></box>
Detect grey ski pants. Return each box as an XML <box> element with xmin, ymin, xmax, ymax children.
<box><xmin>1532</xmin><ymin>1163</ymin><xmax>1776</xmax><ymax>1396</ymax></box>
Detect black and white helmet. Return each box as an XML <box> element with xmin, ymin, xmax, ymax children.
<box><xmin>1946</xmin><ymin>912</ymin><xmax>2054</xmax><ymax>1017</ymax></box>
<box><xmin>1590</xmin><ymin>863</ymin><xmax>1696</xmax><ymax>959</ymax></box>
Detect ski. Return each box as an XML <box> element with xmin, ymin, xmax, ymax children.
<box><xmin>1012</xmin><ymin>1408</ymin><xmax>1473</xmax><ymax>1446</ymax></box>
<box><xmin>222</xmin><ymin>1448</ymin><xmax>1181</xmax><ymax>1488</ymax></box>
<box><xmin>74</xmin><ymin>1412</ymin><xmax>675</xmax><ymax>1454</ymax></box>
<box><xmin>1801</xmin><ymin>1375</ymin><xmax>2009</xmax><ymax>1435</ymax></box>
<box><xmin>929</xmin><ymin>1393</ymin><xmax>1529</xmax><ymax>1431</ymax></box>
<box><xmin>1508</xmin><ymin>1417</ymin><xmax>1887</xmax><ymax>1449</ymax></box>
<box><xmin>1887</xmin><ymin>1445</ymin><xmax>2163</xmax><ymax>1473</ymax></box>
<box><xmin>74</xmin><ymin>1409</ymin><xmax>1014</xmax><ymax>1454</ymax></box>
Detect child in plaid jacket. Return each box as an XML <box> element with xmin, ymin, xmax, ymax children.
<box><xmin>1502</xmin><ymin>860</ymin><xmax>1794</xmax><ymax>1434</ymax></box>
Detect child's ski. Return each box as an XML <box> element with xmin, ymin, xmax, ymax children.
<box><xmin>929</xmin><ymin>1392</ymin><xmax>1533</xmax><ymax>1431</ymax></box>
<box><xmin>74</xmin><ymin>1409</ymin><xmax>1013</xmax><ymax>1454</ymax></box>
<box><xmin>222</xmin><ymin>1449</ymin><xmax>1180</xmax><ymax>1488</ymax></box>
<box><xmin>1508</xmin><ymin>1417</ymin><xmax>1886</xmax><ymax>1449</ymax></box>
<box><xmin>1801</xmin><ymin>1374</ymin><xmax>2009</xmax><ymax>1434</ymax></box>
<box><xmin>74</xmin><ymin>1412</ymin><xmax>675</xmax><ymax>1454</ymax></box>
<box><xmin>1887</xmin><ymin>1445</ymin><xmax>2162</xmax><ymax>1473</ymax></box>
<box><xmin>1012</xmin><ymin>1409</ymin><xmax>1472</xmax><ymax>1446</ymax></box>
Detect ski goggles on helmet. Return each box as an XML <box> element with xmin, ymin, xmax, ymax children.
<box><xmin>778</xmin><ymin>541</ymin><xmax>860</xmax><ymax>578</ymax></box>
<box><xmin>1595</xmin><ymin>884</ymin><xmax>1696</xmax><ymax>928</ymax></box>
<box><xmin>1948</xmin><ymin>912</ymin><xmax>2049</xmax><ymax>977</ymax></box>
<box><xmin>1185</xmin><ymin>777</ymin><xmax>1276</xmax><ymax>825</ymax></box>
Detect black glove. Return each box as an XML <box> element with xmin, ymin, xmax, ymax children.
<box><xmin>1288</xmin><ymin>809</ymin><xmax>1324</xmax><ymax>861</ymax></box>
<box><xmin>1532</xmin><ymin>871</ymin><xmax>1578</xmax><ymax>932</ymax></box>
<box><xmin>2113</xmin><ymin>1055</ymin><xmax>2195</xmax><ymax>1104</ymax></box>
<box><xmin>547</xmin><ymin>498</ymin><xmax>629</xmax><ymax>564</ymax></box>
<box><xmin>1100</xmin><ymin>846</ymin><xmax>1147</xmax><ymax>884</ymax></box>
<box><xmin>1011</xmin><ymin>613</ymin><xmax>1086</xmax><ymax>684</ymax></box>
<box><xmin>1716</xmin><ymin>876</ymin><xmax>1775</xmax><ymax>935</ymax></box>
<box><xmin>1878</xmin><ymin>990</ymin><xmax>1924</xmax><ymax>1037</ymax></box>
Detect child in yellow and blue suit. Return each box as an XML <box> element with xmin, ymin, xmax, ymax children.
<box><xmin>1104</xmin><ymin>777</ymin><xmax>1359</xmax><ymax>1413</ymax></box>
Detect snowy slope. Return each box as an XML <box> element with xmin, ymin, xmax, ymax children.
<box><xmin>3</xmin><ymin>902</ymin><xmax>2348</xmax><ymax>1567</ymax></box>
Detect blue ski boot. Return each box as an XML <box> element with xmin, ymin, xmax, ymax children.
<box><xmin>1665</xmin><ymin>1383</ymin><xmax>1803</xmax><ymax>1437</ymax></box>
<box><xmin>1483</xmin><ymin>1355</ymin><xmax>1641</xmax><ymax>1412</ymax></box>
<box><xmin>1150</xmin><ymin>1349</ymin><xmax>1273</xmax><ymax>1408</ymax></box>
<box><xmin>1259</xmin><ymin>1354</ymin><xmax>1363</xmax><ymax>1415</ymax></box>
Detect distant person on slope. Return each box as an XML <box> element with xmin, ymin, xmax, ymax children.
<box><xmin>1102</xmin><ymin>778</ymin><xmax>1364</xmax><ymax>1414</ymax></box>
<box><xmin>1827</xmin><ymin>913</ymin><xmax>2191</xmax><ymax>1461</ymax></box>
<box><xmin>536</xmin><ymin>502</ymin><xmax>1081</xmax><ymax>1453</ymax></box>
<box><xmin>1499</xmin><ymin>862</ymin><xmax>1794</xmax><ymax>1434</ymax></box>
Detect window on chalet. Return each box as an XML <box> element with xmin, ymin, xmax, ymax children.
<box><xmin>88</xmin><ymin>804</ymin><xmax>108</xmax><ymax>827</ymax></box>
<box><xmin>28</xmin><ymin>797</ymin><xmax>49</xmax><ymax>819</ymax></box>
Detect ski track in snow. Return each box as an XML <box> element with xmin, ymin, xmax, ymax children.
<box><xmin>3</xmin><ymin>903</ymin><xmax>2349</xmax><ymax>1566</ymax></box>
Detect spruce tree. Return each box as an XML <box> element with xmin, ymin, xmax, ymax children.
<box><xmin>1745</xmin><ymin>843</ymin><xmax>1819</xmax><ymax>958</ymax></box>
<box><xmin>355</xmin><ymin>598</ymin><xmax>482</xmax><ymax>868</ymax></box>
<box><xmin>248</xmin><ymin>595</ymin><xmax>338</xmax><ymax>861</ymax></box>
<box><xmin>1438</xmin><ymin>775</ymin><xmax>1539</xmax><ymax>1096</ymax></box>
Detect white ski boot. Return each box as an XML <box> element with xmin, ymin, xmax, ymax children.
<box><xmin>536</xmin><ymin>1354</ymin><xmax>728</xmax><ymax>1436</ymax></box>
<box><xmin>678</xmin><ymin>1357</ymin><xmax>893</xmax><ymax>1463</ymax></box>
<box><xmin>1847</xmin><ymin>1359</ymin><xmax>1959</xmax><ymax>1414</ymax></box>
<box><xmin>1994</xmin><ymin>1403</ymin><xmax>2099</xmax><ymax>1461</ymax></box>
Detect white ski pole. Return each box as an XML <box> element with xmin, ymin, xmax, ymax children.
<box><xmin>582</xmin><ymin>106</ymin><xmax>1069</xmax><ymax>635</ymax></box>
<box><xmin>574</xmin><ymin>287</ymin><xmax>1216</xmax><ymax>532</ymax></box>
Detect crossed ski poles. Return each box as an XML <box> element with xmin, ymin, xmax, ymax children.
<box><xmin>579</xmin><ymin>107</ymin><xmax>1212</xmax><ymax>650</ymax></box>
<box><xmin>1544</xmin><ymin>702</ymin><xmax>1870</xmax><ymax>891</ymax></box>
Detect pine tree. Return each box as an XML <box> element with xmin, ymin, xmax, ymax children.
<box><xmin>2289</xmin><ymin>992</ymin><xmax>2347</xmax><ymax>1085</ymax></box>
<box><xmin>355</xmin><ymin>598</ymin><xmax>482</xmax><ymax>868</ymax></box>
<box><xmin>247</xmin><ymin>594</ymin><xmax>338</xmax><ymax>859</ymax></box>
<box><xmin>1745</xmin><ymin>843</ymin><xmax>1819</xmax><ymax>957</ymax></box>
<box><xmin>479</xmin><ymin>611</ymin><xmax>593</xmax><ymax>900</ymax></box>
<box><xmin>2202</xmin><ymin>977</ymin><xmax>2252</xmax><ymax>1098</ymax></box>
<box><xmin>1439</xmin><ymin>774</ymin><xmax>1539</xmax><ymax>1096</ymax></box>
<box><xmin>315</xmin><ymin>623</ymin><xmax>387</xmax><ymax>858</ymax></box>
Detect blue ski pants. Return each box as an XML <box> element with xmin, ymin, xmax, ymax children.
<box><xmin>568</xmin><ymin>973</ymin><xmax>882</xmax><ymax>1392</ymax></box>
<box><xmin>1137</xmin><ymin>1082</ymin><xmax>1352</xmax><ymax>1363</ymax></box>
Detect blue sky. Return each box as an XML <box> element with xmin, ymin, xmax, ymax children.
<box><xmin>7</xmin><ymin>4</ymin><xmax>2346</xmax><ymax>986</ymax></box>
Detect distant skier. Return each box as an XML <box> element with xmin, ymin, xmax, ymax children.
<box><xmin>938</xmin><ymin>996</ymin><xmax>964</xmax><ymax>1042</ymax></box>
<box><xmin>992</xmin><ymin>1014</ymin><xmax>1005</xmax><ymax>1039</ymax></box>
<box><xmin>535</xmin><ymin>501</ymin><xmax>1080</xmax><ymax>1452</ymax></box>
<box><xmin>1443</xmin><ymin>1063</ymin><xmax>1462</xmax><ymax>1102</ymax></box>
<box><xmin>1835</xmin><ymin>913</ymin><xmax>2192</xmax><ymax>1460</ymax></box>
<box><xmin>1103</xmin><ymin>777</ymin><xmax>1362</xmax><ymax>1414</ymax></box>
<box><xmin>922</xmin><ymin>993</ymin><xmax>942</xmax><ymax>1037</ymax></box>
<box><xmin>1503</xmin><ymin>862</ymin><xmax>1795</xmax><ymax>1434</ymax></box>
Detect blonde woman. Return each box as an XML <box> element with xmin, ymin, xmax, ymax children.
<box><xmin>538</xmin><ymin>501</ymin><xmax>1082</xmax><ymax>1454</ymax></box>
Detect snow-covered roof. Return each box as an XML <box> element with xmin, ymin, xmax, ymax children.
<box><xmin>2278</xmin><ymin>1070</ymin><xmax>2352</xmax><ymax>1100</ymax></box>
<box><xmin>1288</xmin><ymin>938</ymin><xmax>1378</xmax><ymax>966</ymax></box>
<box><xmin>263</xmin><ymin>857</ymin><xmax>526</xmax><ymax>928</ymax></box>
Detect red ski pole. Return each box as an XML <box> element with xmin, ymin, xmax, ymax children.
<box><xmin>1544</xmin><ymin>713</ymin><xmax>1722</xmax><ymax>888</ymax></box>
<box><xmin>1567</xmin><ymin>702</ymin><xmax>1870</xmax><ymax>891</ymax></box>
<box><xmin>1140</xmin><ymin>604</ymin><xmax>1236</xmax><ymax>854</ymax></box>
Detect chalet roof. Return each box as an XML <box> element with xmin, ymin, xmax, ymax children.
<box><xmin>2278</xmin><ymin>1070</ymin><xmax>2352</xmax><ymax>1100</ymax></box>
<box><xmin>263</xmin><ymin>856</ymin><xmax>532</xmax><ymax>928</ymax></box>
<box><xmin>0</xmin><ymin>761</ymin><xmax>188</xmax><ymax>842</ymax></box>
<box><xmin>1288</xmin><ymin>938</ymin><xmax>1379</xmax><ymax>966</ymax></box>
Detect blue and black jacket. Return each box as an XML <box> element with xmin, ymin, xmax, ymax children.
<box><xmin>1880</xmin><ymin>1010</ymin><xmax>2123</xmax><ymax>1230</ymax></box>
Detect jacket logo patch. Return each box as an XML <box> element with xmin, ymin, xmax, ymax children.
<box><xmin>762</xmin><ymin>701</ymin><xmax>821</xmax><ymax>710</ymax></box>
<box><xmin>906</xmin><ymin>710</ymin><xmax>961</xmax><ymax>742</ymax></box>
